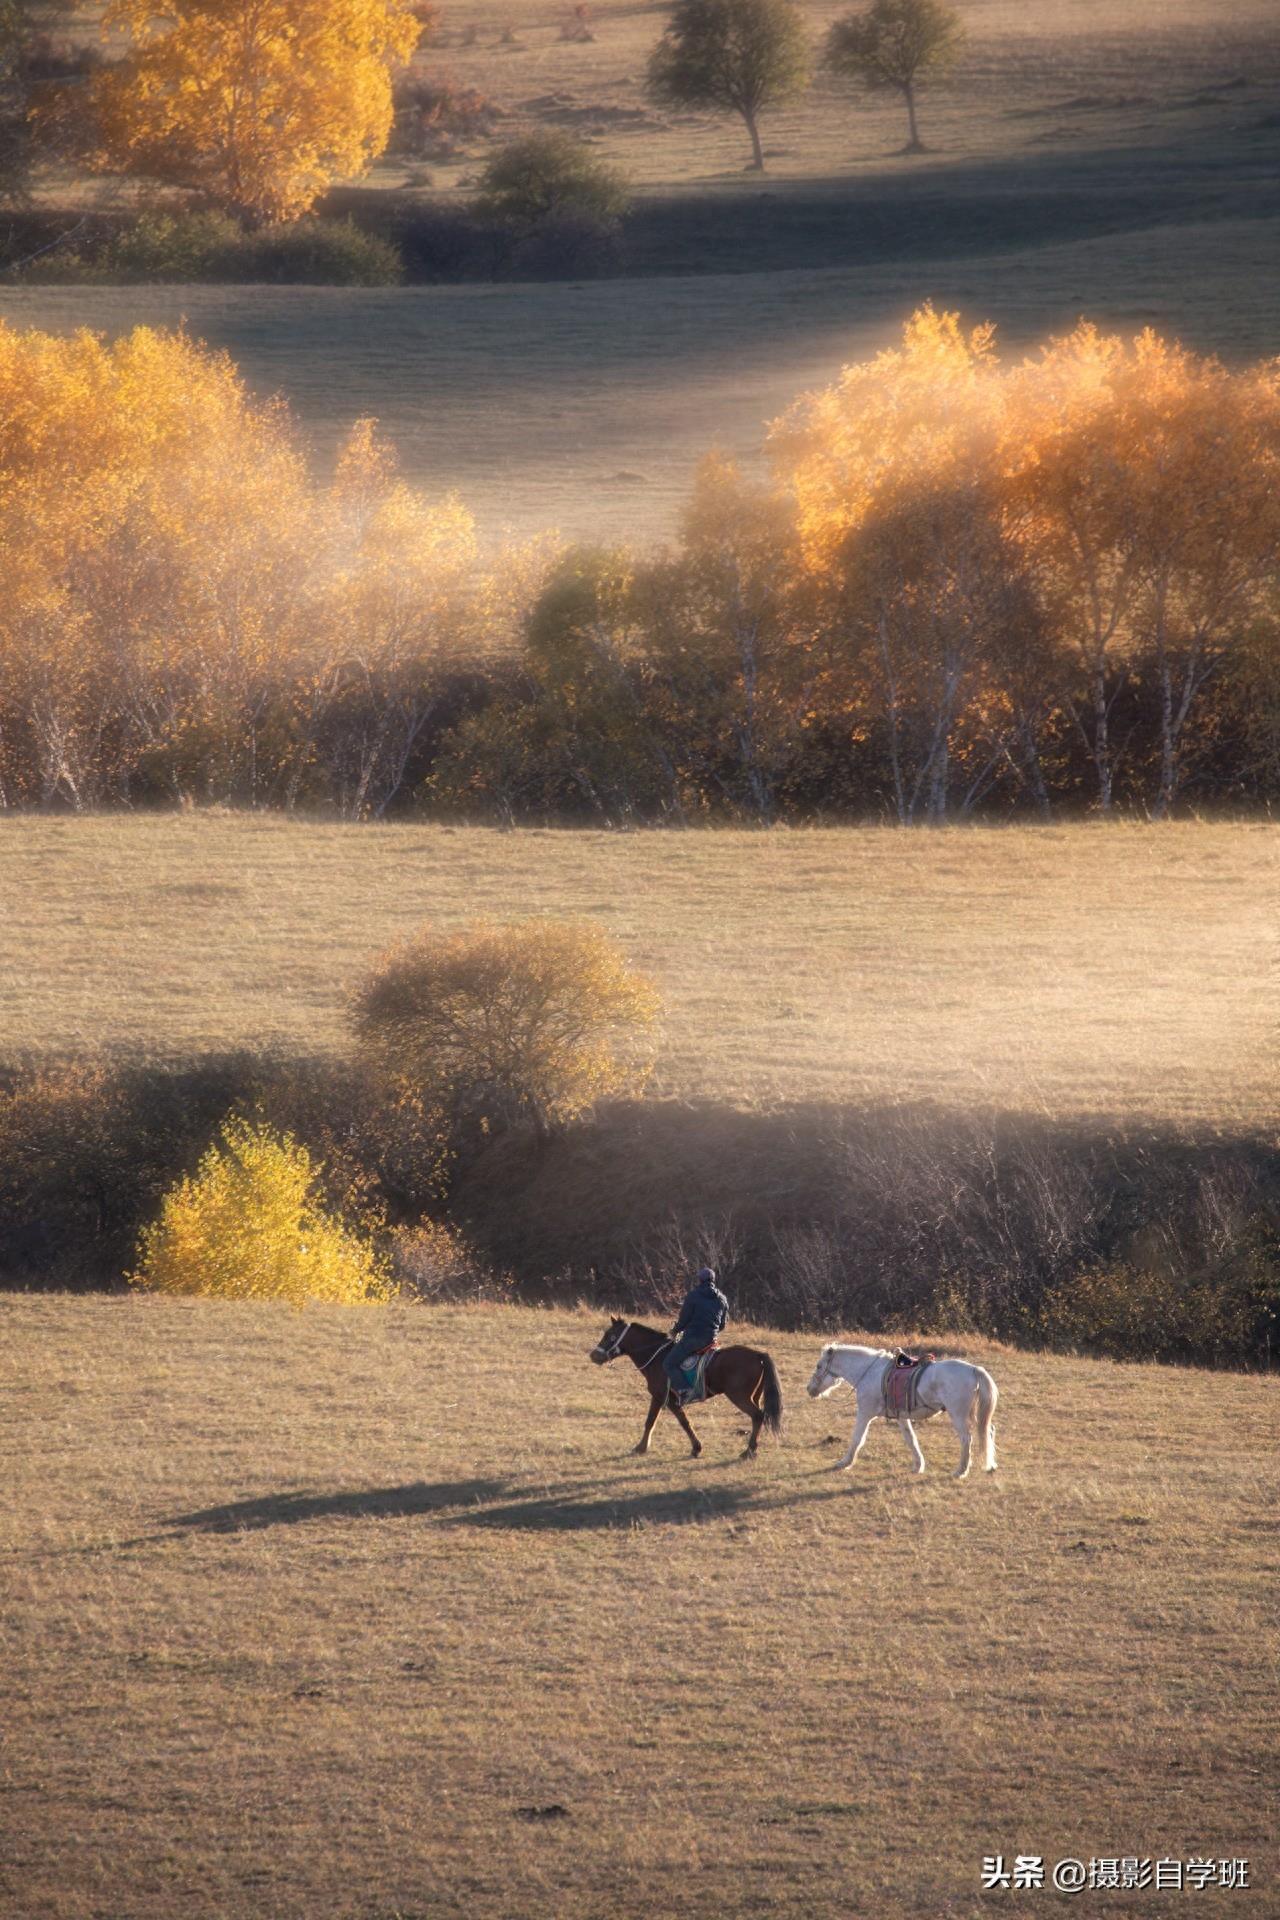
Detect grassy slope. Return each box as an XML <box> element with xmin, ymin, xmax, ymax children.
<box><xmin>7</xmin><ymin>3</ymin><xmax>1278</xmax><ymax>542</ymax></box>
<box><xmin>3</xmin><ymin>1296</ymin><xmax>1276</xmax><ymax>1920</ymax></box>
<box><xmin>1</xmin><ymin>816</ymin><xmax>1275</xmax><ymax>1128</ymax></box>
<box><xmin>412</xmin><ymin>0</ymin><xmax>1280</xmax><ymax>192</ymax></box>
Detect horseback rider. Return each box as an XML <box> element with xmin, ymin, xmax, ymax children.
<box><xmin>663</xmin><ymin>1266</ymin><xmax>729</xmax><ymax>1402</ymax></box>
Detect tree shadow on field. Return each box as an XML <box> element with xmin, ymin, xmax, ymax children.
<box><xmin>161</xmin><ymin>1477</ymin><xmax>509</xmax><ymax>1534</ymax></box>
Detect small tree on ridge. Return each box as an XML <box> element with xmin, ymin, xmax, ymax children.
<box><xmin>647</xmin><ymin>0</ymin><xmax>809</xmax><ymax>174</ymax></box>
<box><xmin>824</xmin><ymin>0</ymin><xmax>964</xmax><ymax>154</ymax></box>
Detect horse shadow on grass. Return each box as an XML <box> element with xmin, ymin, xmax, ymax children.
<box><xmin>160</xmin><ymin>1477</ymin><xmax>511</xmax><ymax>1534</ymax></box>
<box><xmin>159</xmin><ymin>1470</ymin><xmax>866</xmax><ymax>1538</ymax></box>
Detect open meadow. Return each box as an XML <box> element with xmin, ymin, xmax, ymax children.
<box><xmin>0</xmin><ymin>815</ymin><xmax>1275</xmax><ymax>1127</ymax></box>
<box><xmin>3</xmin><ymin>1295</ymin><xmax>1277</xmax><ymax>1920</ymax></box>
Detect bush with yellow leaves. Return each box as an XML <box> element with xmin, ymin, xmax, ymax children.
<box><xmin>354</xmin><ymin>919</ymin><xmax>660</xmax><ymax>1139</ymax></box>
<box><xmin>131</xmin><ymin>1114</ymin><xmax>395</xmax><ymax>1305</ymax></box>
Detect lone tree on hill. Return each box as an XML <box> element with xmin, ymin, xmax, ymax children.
<box><xmin>89</xmin><ymin>0</ymin><xmax>423</xmax><ymax>224</ymax></box>
<box><xmin>647</xmin><ymin>0</ymin><xmax>809</xmax><ymax>174</ymax></box>
<box><xmin>824</xmin><ymin>0</ymin><xmax>964</xmax><ymax>154</ymax></box>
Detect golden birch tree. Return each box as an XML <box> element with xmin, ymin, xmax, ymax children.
<box><xmin>91</xmin><ymin>0</ymin><xmax>423</xmax><ymax>222</ymax></box>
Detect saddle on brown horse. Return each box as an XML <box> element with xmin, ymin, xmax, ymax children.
<box><xmin>672</xmin><ymin>1340</ymin><xmax>719</xmax><ymax>1405</ymax></box>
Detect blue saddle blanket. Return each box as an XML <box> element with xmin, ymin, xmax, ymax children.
<box><xmin>672</xmin><ymin>1345</ymin><xmax>717</xmax><ymax>1403</ymax></box>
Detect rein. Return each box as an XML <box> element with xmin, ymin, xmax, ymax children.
<box><xmin>597</xmin><ymin>1322</ymin><xmax>673</xmax><ymax>1369</ymax></box>
<box><xmin>826</xmin><ymin>1348</ymin><xmax>888</xmax><ymax>1397</ymax></box>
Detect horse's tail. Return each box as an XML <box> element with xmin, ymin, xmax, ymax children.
<box><xmin>974</xmin><ymin>1367</ymin><xmax>998</xmax><ymax>1473</ymax></box>
<box><xmin>760</xmin><ymin>1353</ymin><xmax>783</xmax><ymax>1435</ymax></box>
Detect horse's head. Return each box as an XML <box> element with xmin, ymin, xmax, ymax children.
<box><xmin>589</xmin><ymin>1318</ymin><xmax>629</xmax><ymax>1366</ymax></box>
<box><xmin>806</xmin><ymin>1345</ymin><xmax>840</xmax><ymax>1398</ymax></box>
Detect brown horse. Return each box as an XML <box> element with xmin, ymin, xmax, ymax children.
<box><xmin>589</xmin><ymin>1318</ymin><xmax>783</xmax><ymax>1458</ymax></box>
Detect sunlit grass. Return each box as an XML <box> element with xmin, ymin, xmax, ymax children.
<box><xmin>0</xmin><ymin>815</ymin><xmax>1273</xmax><ymax>1127</ymax></box>
<box><xmin>2</xmin><ymin>1295</ymin><xmax>1276</xmax><ymax>1919</ymax></box>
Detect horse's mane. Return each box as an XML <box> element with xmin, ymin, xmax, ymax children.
<box><xmin>625</xmin><ymin>1321</ymin><xmax>669</xmax><ymax>1355</ymax></box>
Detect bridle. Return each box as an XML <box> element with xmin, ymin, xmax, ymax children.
<box><xmin>819</xmin><ymin>1347</ymin><xmax>886</xmax><ymax>1396</ymax></box>
<box><xmin>594</xmin><ymin>1322</ymin><xmax>631</xmax><ymax>1363</ymax></box>
<box><xmin>595</xmin><ymin>1322</ymin><xmax>674</xmax><ymax>1367</ymax></box>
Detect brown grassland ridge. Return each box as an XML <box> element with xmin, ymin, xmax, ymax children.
<box><xmin>0</xmin><ymin>815</ymin><xmax>1275</xmax><ymax>1128</ymax></box>
<box><xmin>2</xmin><ymin>1295</ymin><xmax>1277</xmax><ymax>1919</ymax></box>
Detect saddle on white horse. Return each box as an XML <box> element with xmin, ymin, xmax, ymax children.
<box><xmin>883</xmin><ymin>1352</ymin><xmax>938</xmax><ymax>1421</ymax></box>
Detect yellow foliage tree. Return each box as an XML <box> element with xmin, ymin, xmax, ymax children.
<box><xmin>1003</xmin><ymin>325</ymin><xmax>1280</xmax><ymax>815</ymax></box>
<box><xmin>316</xmin><ymin>418</ymin><xmax>478</xmax><ymax>816</ymax></box>
<box><xmin>0</xmin><ymin>320</ymin><xmax>314</xmax><ymax>807</ymax></box>
<box><xmin>132</xmin><ymin>1115</ymin><xmax>395</xmax><ymax>1304</ymax></box>
<box><xmin>771</xmin><ymin>306</ymin><xmax>1014</xmax><ymax>821</ymax></box>
<box><xmin>91</xmin><ymin>0</ymin><xmax>423</xmax><ymax>223</ymax></box>
<box><xmin>771</xmin><ymin>306</ymin><xmax>1280</xmax><ymax>818</ymax></box>
<box><xmin>0</xmin><ymin>322</ymin><xmax>495</xmax><ymax>813</ymax></box>
<box><xmin>353</xmin><ymin>920</ymin><xmax>661</xmax><ymax>1136</ymax></box>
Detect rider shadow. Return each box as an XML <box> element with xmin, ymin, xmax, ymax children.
<box><xmin>445</xmin><ymin>1476</ymin><xmax>865</xmax><ymax>1533</ymax></box>
<box><xmin>159</xmin><ymin>1477</ymin><xmax>510</xmax><ymax>1535</ymax></box>
<box><xmin>448</xmin><ymin>1483</ymin><xmax>756</xmax><ymax>1532</ymax></box>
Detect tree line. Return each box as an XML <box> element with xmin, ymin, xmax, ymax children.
<box><xmin>1</xmin><ymin>308</ymin><xmax>1278</xmax><ymax>821</ymax></box>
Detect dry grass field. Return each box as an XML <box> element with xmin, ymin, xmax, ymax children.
<box><xmin>0</xmin><ymin>815</ymin><xmax>1275</xmax><ymax>1127</ymax></box>
<box><xmin>3</xmin><ymin>1295</ymin><xmax>1277</xmax><ymax>1920</ymax></box>
<box><xmin>404</xmin><ymin>0</ymin><xmax>1280</xmax><ymax>190</ymax></box>
<box><xmin>42</xmin><ymin>0</ymin><xmax>1280</xmax><ymax>193</ymax></box>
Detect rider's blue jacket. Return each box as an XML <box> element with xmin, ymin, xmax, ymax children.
<box><xmin>672</xmin><ymin>1276</ymin><xmax>729</xmax><ymax>1346</ymax></box>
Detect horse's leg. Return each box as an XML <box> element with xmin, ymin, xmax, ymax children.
<box><xmin>634</xmin><ymin>1391</ymin><xmax>663</xmax><ymax>1456</ymax></box>
<box><xmin>726</xmin><ymin>1387</ymin><xmax>764</xmax><ymax>1458</ymax></box>
<box><xmin>947</xmin><ymin>1392</ymin><xmax>974</xmax><ymax>1480</ymax></box>
<box><xmin>666</xmin><ymin>1393</ymin><xmax>703</xmax><ymax>1459</ymax></box>
<box><xmin>898</xmin><ymin>1418</ymin><xmax>926</xmax><ymax>1475</ymax></box>
<box><xmin>834</xmin><ymin>1399</ymin><xmax>875</xmax><ymax>1470</ymax></box>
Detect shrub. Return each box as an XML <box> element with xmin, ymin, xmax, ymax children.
<box><xmin>236</xmin><ymin>216</ymin><xmax>403</xmax><ymax>284</ymax></box>
<box><xmin>0</xmin><ymin>1055</ymin><xmax>272</xmax><ymax>1287</ymax></box>
<box><xmin>391</xmin><ymin>75</ymin><xmax>500</xmax><ymax>157</ymax></box>
<box><xmin>510</xmin><ymin>208</ymin><xmax>623</xmax><ymax>279</ymax></box>
<box><xmin>31</xmin><ymin>210</ymin><xmax>404</xmax><ymax>284</ymax></box>
<box><xmin>1036</xmin><ymin>1254</ymin><xmax>1279</xmax><ymax>1366</ymax></box>
<box><xmin>100</xmin><ymin>207</ymin><xmax>241</xmax><ymax>279</ymax></box>
<box><xmin>472</xmin><ymin>129</ymin><xmax>630</xmax><ymax>231</ymax></box>
<box><xmin>353</xmin><ymin>919</ymin><xmax>660</xmax><ymax>1136</ymax></box>
<box><xmin>131</xmin><ymin>1114</ymin><xmax>395</xmax><ymax>1304</ymax></box>
<box><xmin>390</xmin><ymin>1219</ymin><xmax>511</xmax><ymax>1299</ymax></box>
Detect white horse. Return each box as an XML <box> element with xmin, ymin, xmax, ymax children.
<box><xmin>806</xmin><ymin>1344</ymin><xmax>998</xmax><ymax>1479</ymax></box>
